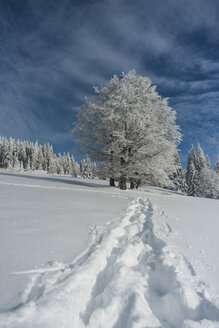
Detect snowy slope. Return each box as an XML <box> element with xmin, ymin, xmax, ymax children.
<box><xmin>0</xmin><ymin>170</ymin><xmax>130</xmax><ymax>311</ymax></box>
<box><xmin>0</xmin><ymin>171</ymin><xmax>219</xmax><ymax>328</ymax></box>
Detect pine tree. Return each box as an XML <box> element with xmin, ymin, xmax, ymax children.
<box><xmin>214</xmin><ymin>156</ymin><xmax>219</xmax><ymax>174</ymax></box>
<box><xmin>201</xmin><ymin>168</ymin><xmax>217</xmax><ymax>199</ymax></box>
<box><xmin>80</xmin><ymin>156</ymin><xmax>95</xmax><ymax>179</ymax></box>
<box><xmin>186</xmin><ymin>145</ymin><xmax>200</xmax><ymax>196</ymax></box>
<box><xmin>4</xmin><ymin>137</ymin><xmax>14</xmax><ymax>169</ymax></box>
<box><xmin>169</xmin><ymin>152</ymin><xmax>187</xmax><ymax>192</ymax></box>
<box><xmin>187</xmin><ymin>145</ymin><xmax>217</xmax><ymax>198</ymax></box>
<box><xmin>186</xmin><ymin>145</ymin><xmax>196</xmax><ymax>187</ymax></box>
<box><xmin>46</xmin><ymin>144</ymin><xmax>54</xmax><ymax>173</ymax></box>
<box><xmin>196</xmin><ymin>144</ymin><xmax>217</xmax><ymax>198</ymax></box>
<box><xmin>1</xmin><ymin>138</ymin><xmax>9</xmax><ymax>168</ymax></box>
<box><xmin>19</xmin><ymin>142</ymin><xmax>27</xmax><ymax>170</ymax></box>
<box><xmin>206</xmin><ymin>155</ymin><xmax>211</xmax><ymax>169</ymax></box>
<box><xmin>32</xmin><ymin>141</ymin><xmax>39</xmax><ymax>171</ymax></box>
<box><xmin>65</xmin><ymin>153</ymin><xmax>72</xmax><ymax>175</ymax></box>
<box><xmin>0</xmin><ymin>135</ymin><xmax>80</xmax><ymax>176</ymax></box>
<box><xmin>36</xmin><ymin>146</ymin><xmax>43</xmax><ymax>170</ymax></box>
<box><xmin>42</xmin><ymin>144</ymin><xmax>48</xmax><ymax>171</ymax></box>
<box><xmin>47</xmin><ymin>155</ymin><xmax>57</xmax><ymax>174</ymax></box>
<box><xmin>71</xmin><ymin>154</ymin><xmax>78</xmax><ymax>177</ymax></box>
<box><xmin>57</xmin><ymin>153</ymin><xmax>64</xmax><ymax>175</ymax></box>
<box><xmin>13</xmin><ymin>154</ymin><xmax>20</xmax><ymax>171</ymax></box>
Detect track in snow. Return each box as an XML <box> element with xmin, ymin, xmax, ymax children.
<box><xmin>1</xmin><ymin>198</ymin><xmax>219</xmax><ymax>328</ymax></box>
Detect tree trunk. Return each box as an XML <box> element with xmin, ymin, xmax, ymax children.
<box><xmin>119</xmin><ymin>176</ymin><xmax>127</xmax><ymax>190</ymax></box>
<box><xmin>109</xmin><ymin>177</ymin><xmax>115</xmax><ymax>187</ymax></box>
<box><xmin>130</xmin><ymin>179</ymin><xmax>135</xmax><ymax>189</ymax></box>
<box><xmin>109</xmin><ymin>151</ymin><xmax>115</xmax><ymax>187</ymax></box>
<box><xmin>135</xmin><ymin>182</ymin><xmax>140</xmax><ymax>189</ymax></box>
<box><xmin>119</xmin><ymin>157</ymin><xmax>127</xmax><ymax>190</ymax></box>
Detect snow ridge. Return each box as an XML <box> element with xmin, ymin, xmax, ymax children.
<box><xmin>1</xmin><ymin>198</ymin><xmax>219</xmax><ymax>328</ymax></box>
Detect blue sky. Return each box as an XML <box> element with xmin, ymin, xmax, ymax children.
<box><xmin>0</xmin><ymin>0</ymin><xmax>219</xmax><ymax>167</ymax></box>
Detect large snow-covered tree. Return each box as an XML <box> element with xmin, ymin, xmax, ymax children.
<box><xmin>73</xmin><ymin>70</ymin><xmax>181</xmax><ymax>189</ymax></box>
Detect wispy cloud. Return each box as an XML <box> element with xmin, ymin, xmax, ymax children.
<box><xmin>0</xmin><ymin>0</ymin><xmax>219</xmax><ymax>164</ymax></box>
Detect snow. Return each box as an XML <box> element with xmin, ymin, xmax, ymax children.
<box><xmin>0</xmin><ymin>170</ymin><xmax>219</xmax><ymax>327</ymax></box>
<box><xmin>0</xmin><ymin>170</ymin><xmax>130</xmax><ymax>312</ymax></box>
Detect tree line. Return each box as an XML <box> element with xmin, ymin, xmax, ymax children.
<box><xmin>0</xmin><ymin>135</ymin><xmax>218</xmax><ymax>198</ymax></box>
<box><xmin>0</xmin><ymin>136</ymin><xmax>96</xmax><ymax>178</ymax></box>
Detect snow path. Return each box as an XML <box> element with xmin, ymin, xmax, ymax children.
<box><xmin>1</xmin><ymin>198</ymin><xmax>219</xmax><ymax>328</ymax></box>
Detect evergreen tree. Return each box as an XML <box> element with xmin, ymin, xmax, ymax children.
<box><xmin>46</xmin><ymin>144</ymin><xmax>54</xmax><ymax>172</ymax></box>
<box><xmin>0</xmin><ymin>135</ymin><xmax>79</xmax><ymax>176</ymax></box>
<box><xmin>80</xmin><ymin>156</ymin><xmax>95</xmax><ymax>179</ymax></box>
<box><xmin>42</xmin><ymin>144</ymin><xmax>48</xmax><ymax>171</ymax></box>
<box><xmin>186</xmin><ymin>145</ymin><xmax>217</xmax><ymax>198</ymax></box>
<box><xmin>186</xmin><ymin>145</ymin><xmax>200</xmax><ymax>196</ymax></box>
<box><xmin>36</xmin><ymin>146</ymin><xmax>43</xmax><ymax>170</ymax></box>
<box><xmin>214</xmin><ymin>156</ymin><xmax>219</xmax><ymax>174</ymax></box>
<box><xmin>71</xmin><ymin>154</ymin><xmax>78</xmax><ymax>177</ymax></box>
<box><xmin>206</xmin><ymin>155</ymin><xmax>211</xmax><ymax>169</ymax></box>
<box><xmin>57</xmin><ymin>153</ymin><xmax>64</xmax><ymax>175</ymax></box>
<box><xmin>20</xmin><ymin>142</ymin><xmax>27</xmax><ymax>169</ymax></box>
<box><xmin>4</xmin><ymin>137</ymin><xmax>14</xmax><ymax>169</ymax></box>
<box><xmin>65</xmin><ymin>152</ymin><xmax>72</xmax><ymax>175</ymax></box>
<box><xmin>47</xmin><ymin>155</ymin><xmax>57</xmax><ymax>174</ymax></box>
<box><xmin>201</xmin><ymin>168</ymin><xmax>217</xmax><ymax>199</ymax></box>
<box><xmin>13</xmin><ymin>154</ymin><xmax>20</xmax><ymax>171</ymax></box>
<box><xmin>187</xmin><ymin>161</ymin><xmax>201</xmax><ymax>197</ymax></box>
<box><xmin>32</xmin><ymin>141</ymin><xmax>39</xmax><ymax>171</ymax></box>
<box><xmin>1</xmin><ymin>138</ymin><xmax>9</xmax><ymax>168</ymax></box>
<box><xmin>169</xmin><ymin>152</ymin><xmax>187</xmax><ymax>192</ymax></box>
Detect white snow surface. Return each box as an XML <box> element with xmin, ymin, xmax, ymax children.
<box><xmin>0</xmin><ymin>170</ymin><xmax>219</xmax><ymax>328</ymax></box>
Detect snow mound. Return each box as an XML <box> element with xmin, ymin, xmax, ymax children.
<box><xmin>1</xmin><ymin>198</ymin><xmax>219</xmax><ymax>328</ymax></box>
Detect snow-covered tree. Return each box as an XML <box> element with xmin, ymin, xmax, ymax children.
<box><xmin>57</xmin><ymin>153</ymin><xmax>64</xmax><ymax>175</ymax></box>
<box><xmin>47</xmin><ymin>155</ymin><xmax>57</xmax><ymax>174</ymax></box>
<box><xmin>13</xmin><ymin>154</ymin><xmax>20</xmax><ymax>171</ymax></box>
<box><xmin>0</xmin><ymin>135</ymin><xmax>80</xmax><ymax>177</ymax></box>
<box><xmin>196</xmin><ymin>144</ymin><xmax>207</xmax><ymax>172</ymax></box>
<box><xmin>63</xmin><ymin>152</ymin><xmax>72</xmax><ymax>175</ymax></box>
<box><xmin>201</xmin><ymin>168</ymin><xmax>217</xmax><ymax>199</ymax></box>
<box><xmin>215</xmin><ymin>156</ymin><xmax>219</xmax><ymax>174</ymax></box>
<box><xmin>80</xmin><ymin>156</ymin><xmax>96</xmax><ymax>179</ymax></box>
<box><xmin>186</xmin><ymin>145</ymin><xmax>217</xmax><ymax>198</ymax></box>
<box><xmin>46</xmin><ymin>144</ymin><xmax>54</xmax><ymax>172</ymax></box>
<box><xmin>36</xmin><ymin>146</ymin><xmax>43</xmax><ymax>170</ymax></box>
<box><xmin>169</xmin><ymin>152</ymin><xmax>187</xmax><ymax>192</ymax></box>
<box><xmin>1</xmin><ymin>138</ymin><xmax>9</xmax><ymax>168</ymax></box>
<box><xmin>196</xmin><ymin>144</ymin><xmax>217</xmax><ymax>198</ymax></box>
<box><xmin>71</xmin><ymin>154</ymin><xmax>79</xmax><ymax>177</ymax></box>
<box><xmin>215</xmin><ymin>157</ymin><xmax>219</xmax><ymax>199</ymax></box>
<box><xmin>205</xmin><ymin>155</ymin><xmax>211</xmax><ymax>169</ymax></box>
<box><xmin>28</xmin><ymin>141</ymin><xmax>37</xmax><ymax>171</ymax></box>
<box><xmin>186</xmin><ymin>145</ymin><xmax>200</xmax><ymax>196</ymax></box>
<box><xmin>73</xmin><ymin>70</ymin><xmax>181</xmax><ymax>189</ymax></box>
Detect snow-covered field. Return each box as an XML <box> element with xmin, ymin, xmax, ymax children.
<box><xmin>0</xmin><ymin>170</ymin><xmax>219</xmax><ymax>328</ymax></box>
